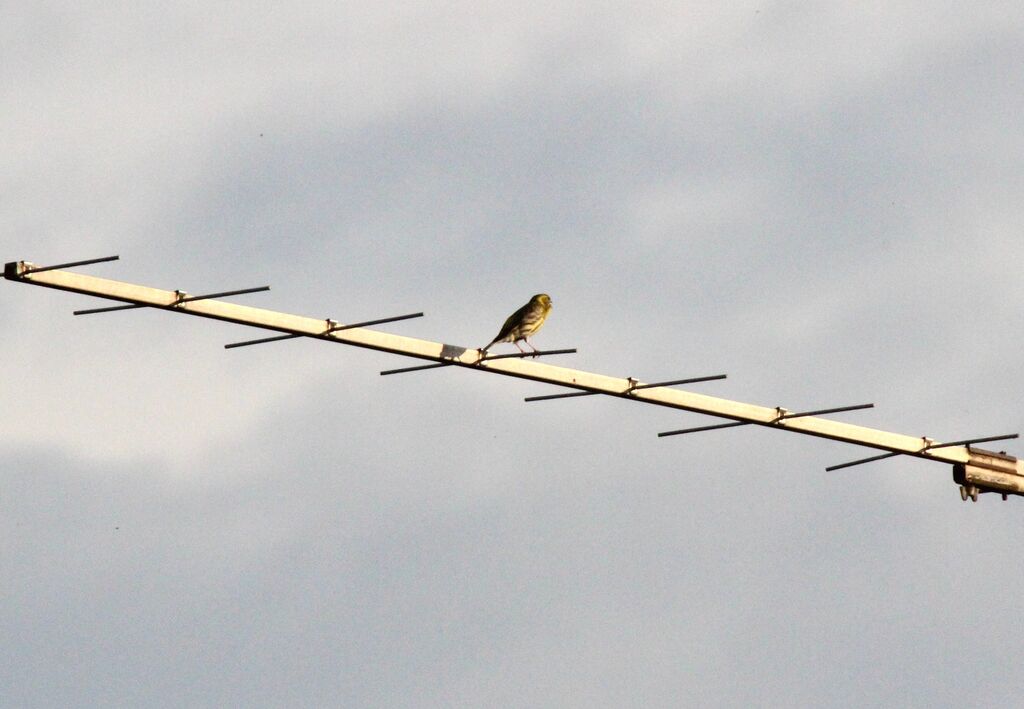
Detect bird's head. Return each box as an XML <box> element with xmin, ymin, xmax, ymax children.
<box><xmin>532</xmin><ymin>293</ymin><xmax>552</xmax><ymax>308</ymax></box>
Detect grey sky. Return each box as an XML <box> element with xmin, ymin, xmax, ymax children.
<box><xmin>3</xmin><ymin>3</ymin><xmax>1024</xmax><ymax>707</ymax></box>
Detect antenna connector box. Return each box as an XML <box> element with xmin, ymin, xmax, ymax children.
<box><xmin>953</xmin><ymin>448</ymin><xmax>1023</xmax><ymax>501</ymax></box>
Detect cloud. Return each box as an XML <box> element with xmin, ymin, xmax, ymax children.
<box><xmin>4</xmin><ymin>3</ymin><xmax>1024</xmax><ymax>706</ymax></box>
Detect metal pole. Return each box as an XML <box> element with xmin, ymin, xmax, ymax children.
<box><xmin>524</xmin><ymin>374</ymin><xmax>727</xmax><ymax>402</ymax></box>
<box><xmin>18</xmin><ymin>255</ymin><xmax>120</xmax><ymax>275</ymax></box>
<box><xmin>5</xmin><ymin>261</ymin><xmax>1020</xmax><ymax>489</ymax></box>
<box><xmin>74</xmin><ymin>285</ymin><xmax>270</xmax><ymax>315</ymax></box>
<box><xmin>225</xmin><ymin>312</ymin><xmax>423</xmax><ymax>349</ymax></box>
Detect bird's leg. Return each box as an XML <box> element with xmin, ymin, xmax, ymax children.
<box><xmin>514</xmin><ymin>341</ymin><xmax>525</xmax><ymax>353</ymax></box>
<box><xmin>525</xmin><ymin>338</ymin><xmax>539</xmax><ymax>355</ymax></box>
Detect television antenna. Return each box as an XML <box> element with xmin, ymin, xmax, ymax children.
<box><xmin>5</xmin><ymin>255</ymin><xmax>1020</xmax><ymax>502</ymax></box>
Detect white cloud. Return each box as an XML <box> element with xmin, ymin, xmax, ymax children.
<box><xmin>4</xmin><ymin>3</ymin><xmax>1024</xmax><ymax>706</ymax></box>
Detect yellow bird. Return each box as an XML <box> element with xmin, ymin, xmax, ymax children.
<box><xmin>482</xmin><ymin>294</ymin><xmax>553</xmax><ymax>354</ymax></box>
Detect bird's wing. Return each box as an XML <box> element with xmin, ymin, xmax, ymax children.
<box><xmin>495</xmin><ymin>302</ymin><xmax>530</xmax><ymax>340</ymax></box>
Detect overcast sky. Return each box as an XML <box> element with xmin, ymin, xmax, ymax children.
<box><xmin>3</xmin><ymin>3</ymin><xmax>1024</xmax><ymax>707</ymax></box>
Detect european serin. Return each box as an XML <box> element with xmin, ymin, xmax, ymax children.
<box><xmin>482</xmin><ymin>294</ymin><xmax>553</xmax><ymax>354</ymax></box>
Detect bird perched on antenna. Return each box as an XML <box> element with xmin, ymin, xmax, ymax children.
<box><xmin>481</xmin><ymin>294</ymin><xmax>553</xmax><ymax>354</ymax></box>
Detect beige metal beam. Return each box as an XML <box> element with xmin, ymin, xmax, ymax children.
<box><xmin>5</xmin><ymin>259</ymin><xmax>1021</xmax><ymax>500</ymax></box>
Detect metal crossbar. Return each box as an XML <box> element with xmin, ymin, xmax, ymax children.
<box><xmin>5</xmin><ymin>257</ymin><xmax>1021</xmax><ymax>501</ymax></box>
